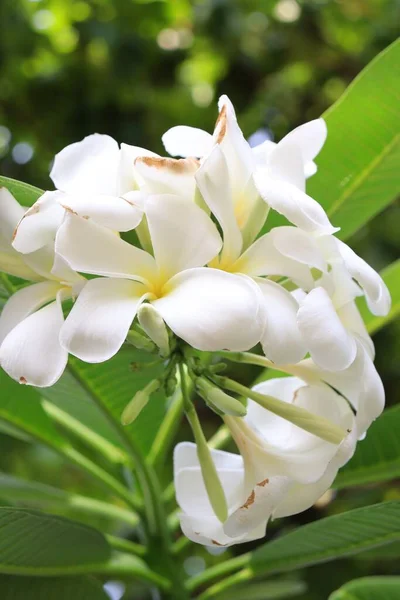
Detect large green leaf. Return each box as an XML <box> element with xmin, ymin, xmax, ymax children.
<box><xmin>309</xmin><ymin>39</ymin><xmax>400</xmax><ymax>240</ymax></box>
<box><xmin>0</xmin><ymin>575</ymin><xmax>109</xmax><ymax>600</ymax></box>
<box><xmin>0</xmin><ymin>176</ymin><xmax>43</xmax><ymax>207</ymax></box>
<box><xmin>0</xmin><ymin>508</ymin><xmax>110</xmax><ymax>572</ymax></box>
<box><xmin>329</xmin><ymin>577</ymin><xmax>400</xmax><ymax>600</ymax></box>
<box><xmin>215</xmin><ymin>580</ymin><xmax>306</xmax><ymax>600</ymax></box>
<box><xmin>358</xmin><ymin>260</ymin><xmax>400</xmax><ymax>334</ymax></box>
<box><xmin>250</xmin><ymin>502</ymin><xmax>400</xmax><ymax>575</ymax></box>
<box><xmin>335</xmin><ymin>405</ymin><xmax>400</xmax><ymax>489</ymax></box>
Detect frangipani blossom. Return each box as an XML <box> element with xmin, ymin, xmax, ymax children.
<box><xmin>0</xmin><ymin>190</ymin><xmax>84</xmax><ymax>387</ymax></box>
<box><xmin>163</xmin><ymin>95</ymin><xmax>335</xmax><ymax>240</ymax></box>
<box><xmin>56</xmin><ymin>194</ymin><xmax>266</xmax><ymax>363</ymax></box>
<box><xmin>12</xmin><ymin>135</ymin><xmax>153</xmax><ymax>256</ymax></box>
<box><xmin>174</xmin><ymin>377</ymin><xmax>356</xmax><ymax>546</ymax></box>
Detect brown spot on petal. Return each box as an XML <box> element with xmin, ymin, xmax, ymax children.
<box><xmin>257</xmin><ymin>478</ymin><xmax>269</xmax><ymax>487</ymax></box>
<box><xmin>214</xmin><ymin>104</ymin><xmax>227</xmax><ymax>144</ymax></box>
<box><xmin>211</xmin><ymin>539</ymin><xmax>226</xmax><ymax>546</ymax></box>
<box><xmin>135</xmin><ymin>156</ymin><xmax>199</xmax><ymax>174</ymax></box>
<box><xmin>240</xmin><ymin>489</ymin><xmax>255</xmax><ymax>509</ymax></box>
<box><xmin>19</xmin><ymin>377</ymin><xmax>27</xmax><ymax>384</ymax></box>
<box><xmin>61</xmin><ymin>205</ymin><xmax>78</xmax><ymax>216</ymax></box>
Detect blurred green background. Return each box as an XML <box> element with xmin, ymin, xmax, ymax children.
<box><xmin>0</xmin><ymin>1</ymin><xmax>399</xmax><ymax>598</ymax></box>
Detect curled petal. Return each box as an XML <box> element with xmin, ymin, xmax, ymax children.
<box><xmin>50</xmin><ymin>134</ymin><xmax>120</xmax><ymax>196</ymax></box>
<box><xmin>336</xmin><ymin>239</ymin><xmax>391</xmax><ymax>316</ymax></box>
<box><xmin>254</xmin><ymin>171</ymin><xmax>338</xmax><ymax>236</ymax></box>
<box><xmin>13</xmin><ymin>191</ymin><xmax>65</xmax><ymax>254</ymax></box>
<box><xmin>256</xmin><ymin>278</ymin><xmax>306</xmax><ymax>364</ymax></box>
<box><xmin>134</xmin><ymin>155</ymin><xmax>199</xmax><ymax>199</ymax></box>
<box><xmin>297</xmin><ymin>287</ymin><xmax>357</xmax><ymax>371</ymax></box>
<box><xmin>154</xmin><ymin>269</ymin><xmax>266</xmax><ymax>351</ymax></box>
<box><xmin>119</xmin><ymin>143</ymin><xmax>157</xmax><ymax>195</ymax></box>
<box><xmin>0</xmin><ymin>294</ymin><xmax>68</xmax><ymax>387</ymax></box>
<box><xmin>60</xmin><ymin>277</ymin><xmax>150</xmax><ymax>363</ymax></box>
<box><xmin>162</xmin><ymin>126</ymin><xmax>213</xmax><ymax>158</ymax></box>
<box><xmin>278</xmin><ymin>118</ymin><xmax>327</xmax><ymax>177</ymax></box>
<box><xmin>269</xmin><ymin>226</ymin><xmax>327</xmax><ymax>273</ymax></box>
<box><xmin>0</xmin><ymin>187</ymin><xmax>26</xmax><ymax>244</ymax></box>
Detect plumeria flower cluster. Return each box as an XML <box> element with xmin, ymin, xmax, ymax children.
<box><xmin>0</xmin><ymin>95</ymin><xmax>390</xmax><ymax>547</ymax></box>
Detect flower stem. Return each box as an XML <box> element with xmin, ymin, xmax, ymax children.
<box><xmin>107</xmin><ymin>535</ymin><xmax>146</xmax><ymax>557</ymax></box>
<box><xmin>148</xmin><ymin>385</ymin><xmax>185</xmax><ymax>469</ymax></box>
<box><xmin>186</xmin><ymin>554</ymin><xmax>250</xmax><ymax>593</ymax></box>
<box><xmin>195</xmin><ymin>568</ymin><xmax>253</xmax><ymax>600</ymax></box>
<box><xmin>214</xmin><ymin>376</ymin><xmax>346</xmax><ymax>445</ymax></box>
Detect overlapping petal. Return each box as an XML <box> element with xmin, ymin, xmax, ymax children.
<box><xmin>162</xmin><ymin>126</ymin><xmax>213</xmax><ymax>158</ymax></box>
<box><xmin>154</xmin><ymin>269</ymin><xmax>266</xmax><ymax>351</ymax></box>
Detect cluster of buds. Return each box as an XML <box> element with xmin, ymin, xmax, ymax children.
<box><xmin>0</xmin><ymin>95</ymin><xmax>390</xmax><ymax>546</ymax></box>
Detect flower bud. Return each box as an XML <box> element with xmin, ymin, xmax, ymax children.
<box><xmin>196</xmin><ymin>377</ymin><xmax>247</xmax><ymax>417</ymax></box>
<box><xmin>137</xmin><ymin>304</ymin><xmax>170</xmax><ymax>357</ymax></box>
<box><xmin>121</xmin><ymin>379</ymin><xmax>160</xmax><ymax>426</ymax></box>
<box><xmin>126</xmin><ymin>328</ymin><xmax>156</xmax><ymax>353</ymax></box>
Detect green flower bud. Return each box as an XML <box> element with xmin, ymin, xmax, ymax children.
<box><xmin>126</xmin><ymin>328</ymin><xmax>156</xmax><ymax>353</ymax></box>
<box><xmin>121</xmin><ymin>379</ymin><xmax>160</xmax><ymax>426</ymax></box>
<box><xmin>196</xmin><ymin>377</ymin><xmax>247</xmax><ymax>417</ymax></box>
<box><xmin>138</xmin><ymin>304</ymin><xmax>170</xmax><ymax>357</ymax></box>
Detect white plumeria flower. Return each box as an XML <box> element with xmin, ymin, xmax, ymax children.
<box><xmin>163</xmin><ymin>95</ymin><xmax>335</xmax><ymax>240</ymax></box>
<box><xmin>55</xmin><ymin>194</ymin><xmax>267</xmax><ymax>363</ymax></box>
<box><xmin>174</xmin><ymin>442</ymin><xmax>267</xmax><ymax>547</ymax></box>
<box><xmin>0</xmin><ymin>190</ymin><xmax>84</xmax><ymax>387</ymax></box>
<box><xmin>174</xmin><ymin>377</ymin><xmax>356</xmax><ymax>546</ymax></box>
<box><xmin>288</xmin><ymin>339</ymin><xmax>385</xmax><ymax>437</ymax></box>
<box><xmin>12</xmin><ymin>134</ymin><xmax>154</xmax><ymax>256</ymax></box>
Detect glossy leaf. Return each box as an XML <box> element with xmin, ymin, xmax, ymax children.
<box><xmin>335</xmin><ymin>405</ymin><xmax>400</xmax><ymax>489</ymax></box>
<box><xmin>215</xmin><ymin>580</ymin><xmax>306</xmax><ymax>600</ymax></box>
<box><xmin>0</xmin><ymin>575</ymin><xmax>109</xmax><ymax>600</ymax></box>
<box><xmin>329</xmin><ymin>577</ymin><xmax>400</xmax><ymax>600</ymax></box>
<box><xmin>0</xmin><ymin>508</ymin><xmax>110</xmax><ymax>572</ymax></box>
<box><xmin>309</xmin><ymin>39</ymin><xmax>400</xmax><ymax>240</ymax></box>
<box><xmin>251</xmin><ymin>502</ymin><xmax>400</xmax><ymax>575</ymax></box>
<box><xmin>0</xmin><ymin>176</ymin><xmax>42</xmax><ymax>207</ymax></box>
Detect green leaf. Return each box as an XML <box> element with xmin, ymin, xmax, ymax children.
<box><xmin>359</xmin><ymin>260</ymin><xmax>400</xmax><ymax>335</ymax></box>
<box><xmin>215</xmin><ymin>580</ymin><xmax>306</xmax><ymax>600</ymax></box>
<box><xmin>334</xmin><ymin>405</ymin><xmax>400</xmax><ymax>489</ymax></box>
<box><xmin>329</xmin><ymin>577</ymin><xmax>400</xmax><ymax>600</ymax></box>
<box><xmin>0</xmin><ymin>575</ymin><xmax>109</xmax><ymax>600</ymax></box>
<box><xmin>309</xmin><ymin>39</ymin><xmax>400</xmax><ymax>240</ymax></box>
<box><xmin>0</xmin><ymin>176</ymin><xmax>43</xmax><ymax>207</ymax></box>
<box><xmin>250</xmin><ymin>501</ymin><xmax>400</xmax><ymax>575</ymax></box>
<box><xmin>0</xmin><ymin>508</ymin><xmax>110</xmax><ymax>572</ymax></box>
<box><xmin>0</xmin><ymin>368</ymin><xmax>67</xmax><ymax>449</ymax></box>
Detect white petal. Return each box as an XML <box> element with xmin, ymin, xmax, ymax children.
<box><xmin>267</xmin><ymin>140</ymin><xmax>306</xmax><ymax>191</ymax></box>
<box><xmin>279</xmin><ymin>119</ymin><xmax>327</xmax><ymax>169</ymax></box>
<box><xmin>179</xmin><ymin>513</ymin><xmax>265</xmax><ymax>547</ymax></box>
<box><xmin>254</xmin><ymin>172</ymin><xmax>338</xmax><ymax>236</ymax></box>
<box><xmin>61</xmin><ymin>192</ymin><xmax>144</xmax><ymax>232</ymax></box>
<box><xmin>252</xmin><ymin>140</ymin><xmax>276</xmax><ymax>167</ymax></box>
<box><xmin>119</xmin><ymin>143</ymin><xmax>158</xmax><ymax>195</ymax></box>
<box><xmin>336</xmin><ymin>239</ymin><xmax>391</xmax><ymax>316</ymax></box>
<box><xmin>0</xmin><ymin>281</ymin><xmax>61</xmax><ymax>344</ymax></box>
<box><xmin>22</xmin><ymin>245</ymin><xmax>57</xmax><ymax>281</ymax></box>
<box><xmin>60</xmin><ymin>278</ymin><xmax>150</xmax><ymax>363</ymax></box>
<box><xmin>214</xmin><ymin>96</ymin><xmax>254</xmax><ymax>195</ymax></box>
<box><xmin>338</xmin><ymin>300</ymin><xmax>375</xmax><ymax>359</ymax></box>
<box><xmin>174</xmin><ymin>442</ymin><xmax>243</xmax><ymax>475</ymax></box>
<box><xmin>13</xmin><ymin>191</ymin><xmax>65</xmax><ymax>254</ymax></box>
<box><xmin>51</xmin><ymin>254</ymin><xmax>85</xmax><ymax>288</ymax></box>
<box><xmin>0</xmin><ymin>187</ymin><xmax>26</xmax><ymax>243</ymax></box>
<box><xmin>297</xmin><ymin>287</ymin><xmax>357</xmax><ymax>371</ymax></box>
<box><xmin>162</xmin><ymin>126</ymin><xmax>214</xmax><ymax>158</ymax></box>
<box><xmin>223</xmin><ymin>475</ymin><xmax>290</xmax><ymax>538</ymax></box>
<box><xmin>233</xmin><ymin>231</ymin><xmax>314</xmax><ymax>289</ymax></box>
<box><xmin>0</xmin><ymin>295</ymin><xmax>68</xmax><ymax>387</ymax></box>
<box><xmin>154</xmin><ymin>269</ymin><xmax>266</xmax><ymax>351</ymax></box>
<box><xmin>134</xmin><ymin>156</ymin><xmax>199</xmax><ymax>199</ymax></box>
<box><xmin>256</xmin><ymin>278</ymin><xmax>306</xmax><ymax>364</ymax></box>
<box><xmin>50</xmin><ymin>134</ymin><xmax>120</xmax><ymax>196</ymax></box>
<box><xmin>195</xmin><ymin>145</ymin><xmax>242</xmax><ymax>266</ymax></box>
<box><xmin>145</xmin><ymin>194</ymin><xmax>221</xmax><ymax>281</ymax></box>
<box><xmin>269</xmin><ymin>226</ymin><xmax>327</xmax><ymax>273</ymax></box>
<box><xmin>0</xmin><ymin>249</ymin><xmax>42</xmax><ymax>282</ymax></box>
<box><xmin>55</xmin><ymin>214</ymin><xmax>157</xmax><ymax>284</ymax></box>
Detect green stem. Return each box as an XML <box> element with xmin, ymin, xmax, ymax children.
<box><xmin>196</xmin><ymin>568</ymin><xmax>253</xmax><ymax>600</ymax></box>
<box><xmin>107</xmin><ymin>535</ymin><xmax>146</xmax><ymax>557</ymax></box>
<box><xmin>148</xmin><ymin>385</ymin><xmax>185</xmax><ymax>469</ymax></box>
<box><xmin>43</xmin><ymin>401</ymin><xmax>129</xmax><ymax>465</ymax></box>
<box><xmin>186</xmin><ymin>554</ymin><xmax>250</xmax><ymax>593</ymax></box>
<box><xmin>66</xmin><ymin>494</ymin><xmax>139</xmax><ymax>526</ymax></box>
<box><xmin>214</xmin><ymin>376</ymin><xmax>346</xmax><ymax>445</ymax></box>
<box><xmin>217</xmin><ymin>350</ymin><xmax>277</xmax><ymax>370</ymax></box>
